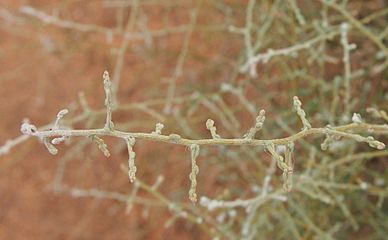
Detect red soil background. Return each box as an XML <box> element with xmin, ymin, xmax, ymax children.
<box><xmin>1</xmin><ymin>0</ymin><xmax>387</xmax><ymax>239</ymax></box>
<box><xmin>0</xmin><ymin>0</ymin><xmax>240</xmax><ymax>239</ymax></box>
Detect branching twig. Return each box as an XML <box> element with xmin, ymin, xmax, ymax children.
<box><xmin>21</xmin><ymin>122</ymin><xmax>387</xmax><ymax>148</ymax></box>
<box><xmin>240</xmin><ymin>30</ymin><xmax>340</xmax><ymax>74</ymax></box>
<box><xmin>244</xmin><ymin>110</ymin><xmax>265</xmax><ymax>139</ymax></box>
<box><xmin>293</xmin><ymin>96</ymin><xmax>312</xmax><ymax>131</ymax></box>
<box><xmin>19</xmin><ymin>71</ymin><xmax>387</xmax><ymax>214</ymax></box>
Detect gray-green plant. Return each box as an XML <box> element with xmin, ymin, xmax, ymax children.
<box><xmin>2</xmin><ymin>0</ymin><xmax>388</xmax><ymax>239</ymax></box>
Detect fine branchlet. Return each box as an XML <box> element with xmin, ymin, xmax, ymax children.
<box><xmin>322</xmin><ymin>126</ymin><xmax>386</xmax><ymax>150</ymax></box>
<box><xmin>152</xmin><ymin>123</ymin><xmax>164</xmax><ymax>135</ymax></box>
<box><xmin>244</xmin><ymin>109</ymin><xmax>265</xmax><ymax>139</ymax></box>
<box><xmin>283</xmin><ymin>142</ymin><xmax>294</xmax><ymax>192</ymax></box>
<box><xmin>367</xmin><ymin>107</ymin><xmax>388</xmax><ymax>122</ymax></box>
<box><xmin>266</xmin><ymin>143</ymin><xmax>285</xmax><ymax>171</ymax></box>
<box><xmin>288</xmin><ymin>0</ymin><xmax>306</xmax><ymax>26</ymax></box>
<box><xmin>103</xmin><ymin>71</ymin><xmax>115</xmax><ymax>131</ymax></box>
<box><xmin>340</xmin><ymin>22</ymin><xmax>357</xmax><ymax>119</ymax></box>
<box><xmin>78</xmin><ymin>92</ymin><xmax>91</xmax><ymax>114</ymax></box>
<box><xmin>189</xmin><ymin>144</ymin><xmax>200</xmax><ymax>203</ymax></box>
<box><xmin>125</xmin><ymin>180</ymin><xmax>140</xmax><ymax>214</ymax></box>
<box><xmin>240</xmin><ymin>31</ymin><xmax>340</xmax><ymax>75</ymax></box>
<box><xmin>43</xmin><ymin>137</ymin><xmax>58</xmax><ymax>155</ymax></box>
<box><xmin>321</xmin><ymin>125</ymin><xmax>340</xmax><ymax>151</ymax></box>
<box><xmin>266</xmin><ymin>142</ymin><xmax>294</xmax><ymax>192</ymax></box>
<box><xmin>293</xmin><ymin>96</ymin><xmax>312</xmax><ymax>131</ymax></box>
<box><xmin>0</xmin><ymin>135</ymin><xmax>29</xmax><ymax>156</ymax></box>
<box><xmin>363</xmin><ymin>136</ymin><xmax>385</xmax><ymax>150</ymax></box>
<box><xmin>51</xmin><ymin>109</ymin><xmax>70</xmax><ymax>145</ymax></box>
<box><xmin>321</xmin><ymin>134</ymin><xmax>338</xmax><ymax>151</ymax></box>
<box><xmin>206</xmin><ymin>119</ymin><xmax>221</xmax><ymax>139</ymax></box>
<box><xmin>125</xmin><ymin>137</ymin><xmax>137</xmax><ymax>183</ymax></box>
<box><xmin>90</xmin><ymin>135</ymin><xmax>110</xmax><ymax>157</ymax></box>
<box><xmin>53</xmin><ymin>109</ymin><xmax>69</xmax><ymax>130</ymax></box>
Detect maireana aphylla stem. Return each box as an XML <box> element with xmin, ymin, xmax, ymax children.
<box><xmin>23</xmin><ymin>124</ymin><xmax>386</xmax><ymax>149</ymax></box>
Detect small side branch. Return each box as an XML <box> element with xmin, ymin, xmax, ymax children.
<box><xmin>206</xmin><ymin>119</ymin><xmax>221</xmax><ymax>139</ymax></box>
<box><xmin>43</xmin><ymin>137</ymin><xmax>58</xmax><ymax>155</ymax></box>
<box><xmin>324</xmin><ymin>128</ymin><xmax>385</xmax><ymax>150</ymax></box>
<box><xmin>265</xmin><ymin>143</ymin><xmax>286</xmax><ymax>171</ymax></box>
<box><xmin>53</xmin><ymin>109</ymin><xmax>69</xmax><ymax>130</ymax></box>
<box><xmin>367</xmin><ymin>107</ymin><xmax>388</xmax><ymax>122</ymax></box>
<box><xmin>189</xmin><ymin>144</ymin><xmax>200</xmax><ymax>202</ymax></box>
<box><xmin>90</xmin><ymin>135</ymin><xmax>110</xmax><ymax>157</ymax></box>
<box><xmin>151</xmin><ymin>123</ymin><xmax>164</xmax><ymax>135</ymax></box>
<box><xmin>293</xmin><ymin>96</ymin><xmax>312</xmax><ymax>131</ymax></box>
<box><xmin>266</xmin><ymin>142</ymin><xmax>294</xmax><ymax>192</ymax></box>
<box><xmin>244</xmin><ymin>110</ymin><xmax>265</xmax><ymax>139</ymax></box>
<box><xmin>125</xmin><ymin>137</ymin><xmax>137</xmax><ymax>183</ymax></box>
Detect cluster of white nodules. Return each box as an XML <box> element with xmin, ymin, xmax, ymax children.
<box><xmin>352</xmin><ymin>113</ymin><xmax>363</xmax><ymax>124</ymax></box>
<box><xmin>365</xmin><ymin>136</ymin><xmax>385</xmax><ymax>150</ymax></box>
<box><xmin>20</xmin><ymin>122</ymin><xmax>37</xmax><ymax>135</ymax></box>
<box><xmin>206</xmin><ymin>119</ymin><xmax>221</xmax><ymax>139</ymax></box>
<box><xmin>244</xmin><ymin>109</ymin><xmax>265</xmax><ymax>139</ymax></box>
<box><xmin>266</xmin><ymin>142</ymin><xmax>294</xmax><ymax>192</ymax></box>
<box><xmin>20</xmin><ymin>120</ymin><xmax>61</xmax><ymax>155</ymax></box>
<box><xmin>189</xmin><ymin>144</ymin><xmax>200</xmax><ymax>202</ymax></box>
<box><xmin>151</xmin><ymin>123</ymin><xmax>164</xmax><ymax>135</ymax></box>
<box><xmin>293</xmin><ymin>96</ymin><xmax>312</xmax><ymax>130</ymax></box>
<box><xmin>125</xmin><ymin>137</ymin><xmax>137</xmax><ymax>183</ymax></box>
